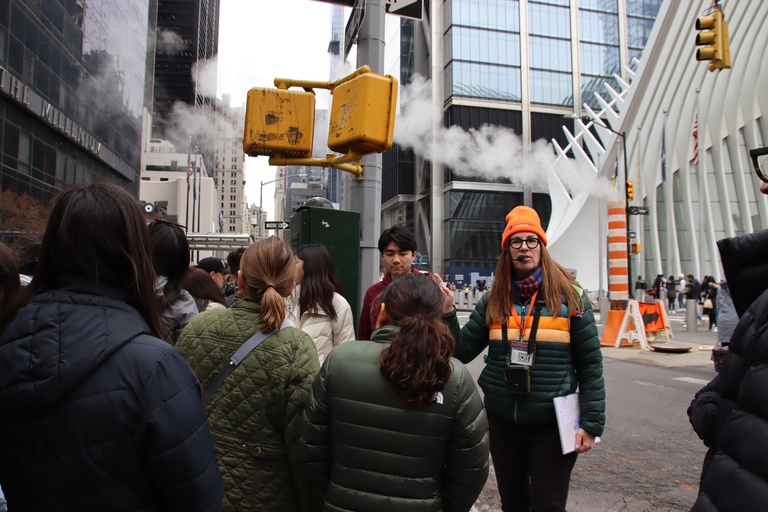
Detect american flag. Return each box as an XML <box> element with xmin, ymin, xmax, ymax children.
<box><xmin>186</xmin><ymin>160</ymin><xmax>193</xmax><ymax>191</ymax></box>
<box><xmin>692</xmin><ymin>114</ymin><xmax>699</xmax><ymax>166</ymax></box>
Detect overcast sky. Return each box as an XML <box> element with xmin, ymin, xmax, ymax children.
<box><xmin>217</xmin><ymin>0</ymin><xmax>339</xmax><ymax>219</ymax></box>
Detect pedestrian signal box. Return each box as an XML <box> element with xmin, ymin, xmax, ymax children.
<box><xmin>328</xmin><ymin>72</ymin><xmax>397</xmax><ymax>155</ymax></box>
<box><xmin>243</xmin><ymin>88</ymin><xmax>315</xmax><ymax>158</ymax></box>
<box><xmin>629</xmin><ymin>242</ymin><xmax>641</xmax><ymax>255</ymax></box>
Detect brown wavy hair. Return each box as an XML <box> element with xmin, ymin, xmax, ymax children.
<box><xmin>379</xmin><ymin>273</ymin><xmax>455</xmax><ymax>405</ymax></box>
<box><xmin>239</xmin><ymin>236</ymin><xmax>294</xmax><ymax>332</ymax></box>
<box><xmin>486</xmin><ymin>241</ymin><xmax>585</xmax><ymax>325</ymax></box>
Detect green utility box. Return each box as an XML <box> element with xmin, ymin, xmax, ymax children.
<box><xmin>290</xmin><ymin>206</ymin><xmax>361</xmax><ymax>330</ymax></box>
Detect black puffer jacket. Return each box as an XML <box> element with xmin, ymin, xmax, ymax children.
<box><xmin>690</xmin><ymin>229</ymin><xmax>768</xmax><ymax>511</ymax></box>
<box><xmin>0</xmin><ymin>279</ymin><xmax>223</xmax><ymax>511</ymax></box>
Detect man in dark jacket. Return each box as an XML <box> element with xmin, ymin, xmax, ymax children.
<box><xmin>689</xmin><ymin>227</ymin><xmax>768</xmax><ymax>511</ymax></box>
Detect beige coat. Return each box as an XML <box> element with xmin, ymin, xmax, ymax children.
<box><xmin>286</xmin><ymin>286</ymin><xmax>355</xmax><ymax>363</ymax></box>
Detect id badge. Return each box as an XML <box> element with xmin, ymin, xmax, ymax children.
<box><xmin>510</xmin><ymin>348</ymin><xmax>534</xmax><ymax>366</ymax></box>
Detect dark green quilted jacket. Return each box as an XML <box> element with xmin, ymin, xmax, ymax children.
<box><xmin>300</xmin><ymin>325</ymin><xmax>490</xmax><ymax>512</ymax></box>
<box><xmin>177</xmin><ymin>293</ymin><xmax>321</xmax><ymax>512</ymax></box>
<box><xmin>446</xmin><ymin>291</ymin><xmax>605</xmax><ymax>437</ymax></box>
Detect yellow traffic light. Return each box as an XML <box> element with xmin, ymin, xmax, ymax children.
<box><xmin>243</xmin><ymin>88</ymin><xmax>315</xmax><ymax>158</ymax></box>
<box><xmin>626</xmin><ymin>180</ymin><xmax>634</xmax><ymax>202</ymax></box>
<box><xmin>328</xmin><ymin>72</ymin><xmax>398</xmax><ymax>155</ymax></box>
<box><xmin>695</xmin><ymin>8</ymin><xmax>731</xmax><ymax>71</ymax></box>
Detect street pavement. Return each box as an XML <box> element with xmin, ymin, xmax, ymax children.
<box><xmin>456</xmin><ymin>306</ymin><xmax>719</xmax><ymax>512</ymax></box>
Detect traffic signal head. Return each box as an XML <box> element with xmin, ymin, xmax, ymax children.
<box><xmin>626</xmin><ymin>180</ymin><xmax>634</xmax><ymax>201</ymax></box>
<box><xmin>328</xmin><ymin>72</ymin><xmax>398</xmax><ymax>155</ymax></box>
<box><xmin>695</xmin><ymin>9</ymin><xmax>731</xmax><ymax>71</ymax></box>
<box><xmin>244</xmin><ymin>88</ymin><xmax>315</xmax><ymax>158</ymax></box>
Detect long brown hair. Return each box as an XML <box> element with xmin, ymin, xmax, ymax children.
<box><xmin>239</xmin><ymin>236</ymin><xmax>294</xmax><ymax>332</ymax></box>
<box><xmin>379</xmin><ymin>273</ymin><xmax>455</xmax><ymax>406</ymax></box>
<box><xmin>296</xmin><ymin>243</ymin><xmax>343</xmax><ymax>319</ymax></box>
<box><xmin>486</xmin><ymin>243</ymin><xmax>584</xmax><ymax>325</ymax></box>
<box><xmin>184</xmin><ymin>266</ymin><xmax>227</xmax><ymax>311</ymax></box>
<box><xmin>0</xmin><ymin>182</ymin><xmax>163</xmax><ymax>338</ymax></box>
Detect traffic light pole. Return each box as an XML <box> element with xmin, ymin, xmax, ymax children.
<box><xmin>621</xmin><ymin>130</ymin><xmax>632</xmax><ymax>299</ymax></box>
<box><xmin>352</xmin><ymin>0</ymin><xmax>385</xmax><ymax>318</ymax></box>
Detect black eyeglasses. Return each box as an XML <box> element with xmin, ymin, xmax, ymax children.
<box><xmin>749</xmin><ymin>147</ymin><xmax>768</xmax><ymax>183</ymax></box>
<box><xmin>509</xmin><ymin>237</ymin><xmax>540</xmax><ymax>249</ymax></box>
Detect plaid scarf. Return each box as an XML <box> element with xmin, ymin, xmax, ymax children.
<box><xmin>514</xmin><ymin>267</ymin><xmax>543</xmax><ymax>303</ymax></box>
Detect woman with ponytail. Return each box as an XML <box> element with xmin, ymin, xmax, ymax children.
<box><xmin>178</xmin><ymin>237</ymin><xmax>320</xmax><ymax>512</ymax></box>
<box><xmin>300</xmin><ymin>273</ymin><xmax>489</xmax><ymax>511</ymax></box>
<box><xmin>444</xmin><ymin>206</ymin><xmax>605</xmax><ymax>512</ymax></box>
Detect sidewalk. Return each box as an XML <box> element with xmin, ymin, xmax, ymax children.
<box><xmin>595</xmin><ymin>309</ymin><xmax>719</xmax><ymax>368</ymax></box>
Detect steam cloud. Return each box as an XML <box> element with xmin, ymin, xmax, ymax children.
<box><xmin>394</xmin><ymin>75</ymin><xmax>618</xmax><ymax>199</ymax></box>
<box><xmin>193</xmin><ymin>57</ymin><xmax>219</xmax><ymax>99</ymax></box>
<box><xmin>157</xmin><ymin>30</ymin><xmax>186</xmax><ymax>53</ymax></box>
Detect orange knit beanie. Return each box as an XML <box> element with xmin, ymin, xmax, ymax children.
<box><xmin>501</xmin><ymin>206</ymin><xmax>548</xmax><ymax>250</ymax></box>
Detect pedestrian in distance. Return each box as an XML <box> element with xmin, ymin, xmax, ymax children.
<box><xmin>148</xmin><ymin>219</ymin><xmax>198</xmax><ymax>343</ymax></box>
<box><xmin>634</xmin><ymin>275</ymin><xmax>647</xmax><ymax>301</ymax></box>
<box><xmin>677</xmin><ymin>274</ymin><xmax>687</xmax><ymax>311</ymax></box>
<box><xmin>0</xmin><ymin>182</ymin><xmax>223</xmax><ymax>511</ymax></box>
<box><xmin>198</xmin><ymin>256</ymin><xmax>230</xmax><ymax>293</ymax></box>
<box><xmin>701</xmin><ymin>276</ymin><xmax>718</xmax><ymax>332</ymax></box>
<box><xmin>184</xmin><ymin>266</ymin><xmax>228</xmax><ymax>312</ymax></box>
<box><xmin>177</xmin><ymin>236</ymin><xmax>320</xmax><ymax>512</ymax></box>
<box><xmin>666</xmin><ymin>275</ymin><xmax>678</xmax><ymax>312</ymax></box>
<box><xmin>286</xmin><ymin>243</ymin><xmax>355</xmax><ymax>364</ymax></box>
<box><xmin>300</xmin><ymin>273</ymin><xmax>489</xmax><ymax>511</ymax></box>
<box><xmin>444</xmin><ymin>206</ymin><xmax>605</xmax><ymax>512</ymax></box>
<box><xmin>358</xmin><ymin>225</ymin><xmax>437</xmax><ymax>340</ymax></box>
<box><xmin>224</xmin><ymin>247</ymin><xmax>245</xmax><ymax>307</ymax></box>
<box><xmin>688</xmin><ymin>165</ymin><xmax>768</xmax><ymax>511</ymax></box>
<box><xmin>685</xmin><ymin>274</ymin><xmax>703</xmax><ymax>323</ymax></box>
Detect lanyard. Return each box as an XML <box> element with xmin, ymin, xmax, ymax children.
<box><xmin>510</xmin><ymin>289</ymin><xmax>539</xmax><ymax>341</ymax></box>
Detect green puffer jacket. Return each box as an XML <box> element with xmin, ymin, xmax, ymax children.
<box><xmin>177</xmin><ymin>293</ymin><xmax>321</xmax><ymax>512</ymax></box>
<box><xmin>300</xmin><ymin>325</ymin><xmax>490</xmax><ymax>512</ymax></box>
<box><xmin>446</xmin><ymin>291</ymin><xmax>605</xmax><ymax>437</ymax></box>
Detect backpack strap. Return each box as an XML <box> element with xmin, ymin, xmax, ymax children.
<box><xmin>201</xmin><ymin>319</ymin><xmax>291</xmax><ymax>408</ymax></box>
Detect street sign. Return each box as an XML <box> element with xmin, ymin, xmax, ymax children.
<box><xmin>344</xmin><ymin>0</ymin><xmax>365</xmax><ymax>61</ymax></box>
<box><xmin>628</xmin><ymin>206</ymin><xmax>649</xmax><ymax>215</ymax></box>
<box><xmin>265</xmin><ymin>221</ymin><xmax>290</xmax><ymax>230</ymax></box>
<box><xmin>386</xmin><ymin>0</ymin><xmax>422</xmax><ymax>19</ymax></box>
<box><xmin>628</xmin><ymin>231</ymin><xmax>636</xmax><ymax>239</ymax></box>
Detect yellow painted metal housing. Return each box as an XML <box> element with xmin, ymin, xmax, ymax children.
<box><xmin>243</xmin><ymin>87</ymin><xmax>315</xmax><ymax>158</ymax></box>
<box><xmin>327</xmin><ymin>72</ymin><xmax>397</xmax><ymax>155</ymax></box>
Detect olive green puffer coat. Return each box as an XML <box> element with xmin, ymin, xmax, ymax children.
<box><xmin>300</xmin><ymin>325</ymin><xmax>490</xmax><ymax>512</ymax></box>
<box><xmin>446</xmin><ymin>291</ymin><xmax>605</xmax><ymax>437</ymax></box>
<box><xmin>177</xmin><ymin>293</ymin><xmax>321</xmax><ymax>512</ymax></box>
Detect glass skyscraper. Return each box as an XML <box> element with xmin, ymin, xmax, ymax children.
<box><xmin>0</xmin><ymin>0</ymin><xmax>152</xmax><ymax>199</ymax></box>
<box><xmin>382</xmin><ymin>0</ymin><xmax>662</xmax><ymax>284</ymax></box>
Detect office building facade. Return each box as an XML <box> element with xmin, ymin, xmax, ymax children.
<box><xmin>381</xmin><ymin>0</ymin><xmax>661</xmax><ymax>286</ymax></box>
<box><xmin>214</xmin><ymin>94</ymin><xmax>245</xmax><ymax>233</ymax></box>
<box><xmin>0</xmin><ymin>0</ymin><xmax>153</xmax><ymax>199</ymax></box>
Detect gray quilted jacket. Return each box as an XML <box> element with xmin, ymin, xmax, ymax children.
<box><xmin>300</xmin><ymin>325</ymin><xmax>490</xmax><ymax>512</ymax></box>
<box><xmin>177</xmin><ymin>293</ymin><xmax>321</xmax><ymax>512</ymax></box>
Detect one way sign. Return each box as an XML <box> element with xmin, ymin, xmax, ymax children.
<box><xmin>265</xmin><ymin>221</ymin><xmax>290</xmax><ymax>230</ymax></box>
<box><xmin>386</xmin><ymin>0</ymin><xmax>422</xmax><ymax>20</ymax></box>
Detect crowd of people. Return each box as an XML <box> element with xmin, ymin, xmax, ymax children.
<box><xmin>5</xmin><ymin>173</ymin><xmax>766</xmax><ymax>511</ymax></box>
<box><xmin>0</xmin><ymin>183</ymin><xmax>607</xmax><ymax>512</ymax></box>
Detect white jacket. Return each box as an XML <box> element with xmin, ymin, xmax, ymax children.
<box><xmin>286</xmin><ymin>286</ymin><xmax>355</xmax><ymax>363</ymax></box>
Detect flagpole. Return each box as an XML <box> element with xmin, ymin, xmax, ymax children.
<box><xmin>185</xmin><ymin>138</ymin><xmax>191</xmax><ymax>232</ymax></box>
<box><xmin>697</xmin><ymin>88</ymin><xmax>705</xmax><ymax>279</ymax></box>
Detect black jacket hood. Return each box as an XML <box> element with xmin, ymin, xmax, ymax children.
<box><xmin>0</xmin><ymin>278</ymin><xmax>153</xmax><ymax>411</ymax></box>
<box><xmin>717</xmin><ymin>228</ymin><xmax>768</xmax><ymax>318</ymax></box>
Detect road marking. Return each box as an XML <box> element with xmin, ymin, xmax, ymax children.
<box><xmin>674</xmin><ymin>377</ymin><xmax>710</xmax><ymax>386</ymax></box>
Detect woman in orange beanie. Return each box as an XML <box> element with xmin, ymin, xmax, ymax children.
<box><xmin>444</xmin><ymin>205</ymin><xmax>605</xmax><ymax>512</ymax></box>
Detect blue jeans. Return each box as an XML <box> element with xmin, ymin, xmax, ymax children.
<box><xmin>678</xmin><ymin>294</ymin><xmax>685</xmax><ymax>309</ymax></box>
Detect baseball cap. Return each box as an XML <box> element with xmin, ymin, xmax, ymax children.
<box><xmin>198</xmin><ymin>257</ymin><xmax>229</xmax><ymax>274</ymax></box>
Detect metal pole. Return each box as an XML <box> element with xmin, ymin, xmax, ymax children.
<box><xmin>185</xmin><ymin>138</ymin><xmax>191</xmax><ymax>232</ymax></box>
<box><xmin>352</xmin><ymin>0</ymin><xmax>385</xmax><ymax>319</ymax></box>
<box><xmin>197</xmin><ymin>154</ymin><xmax>202</xmax><ymax>235</ymax></box>
<box><xmin>623</xmin><ymin>132</ymin><xmax>632</xmax><ymax>298</ymax></box>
